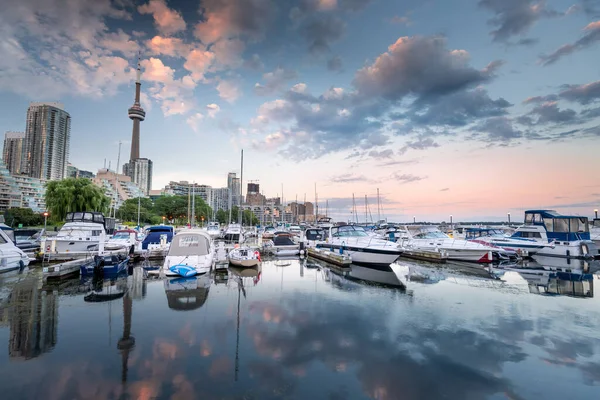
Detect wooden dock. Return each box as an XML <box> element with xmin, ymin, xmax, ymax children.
<box><xmin>307</xmin><ymin>247</ymin><xmax>352</xmax><ymax>267</ymax></box>
<box><xmin>43</xmin><ymin>258</ymin><xmax>90</xmax><ymax>281</ymax></box>
<box><xmin>400</xmin><ymin>249</ymin><xmax>448</xmax><ymax>263</ymax></box>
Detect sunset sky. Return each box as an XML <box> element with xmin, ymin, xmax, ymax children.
<box><xmin>1</xmin><ymin>0</ymin><xmax>599</xmax><ymax>222</ymax></box>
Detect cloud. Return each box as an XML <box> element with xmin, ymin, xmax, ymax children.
<box><xmin>558</xmin><ymin>80</ymin><xmax>600</xmax><ymax>105</ymax></box>
<box><xmin>141</xmin><ymin>58</ymin><xmax>197</xmax><ymax>116</ymax></box>
<box><xmin>581</xmin><ymin>0</ymin><xmax>600</xmax><ymax>17</ymax></box>
<box><xmin>254</xmin><ymin>67</ymin><xmax>298</xmax><ymax>96</ymax></box>
<box><xmin>300</xmin><ymin>15</ymin><xmax>345</xmax><ymax>54</ymax></box>
<box><xmin>206</xmin><ymin>103</ymin><xmax>221</xmax><ymax>118</ymax></box>
<box><xmin>217</xmin><ymin>80</ymin><xmax>242</xmax><ymax>103</ymax></box>
<box><xmin>211</xmin><ymin>38</ymin><xmax>245</xmax><ymax>69</ymax></box>
<box><xmin>244</xmin><ymin>53</ymin><xmax>264</xmax><ymax>70</ymax></box>
<box><xmin>472</xmin><ymin>116</ymin><xmax>523</xmax><ymax>142</ymax></box>
<box><xmin>515</xmin><ymin>37</ymin><xmax>540</xmax><ymax>46</ymax></box>
<box><xmin>327</xmin><ymin>56</ymin><xmax>343</xmax><ymax>72</ymax></box>
<box><xmin>330</xmin><ymin>173</ymin><xmax>373</xmax><ymax>183</ymax></box>
<box><xmin>440</xmin><ymin>188</ymin><xmax>450</xmax><ymax>191</ymax></box>
<box><xmin>397</xmin><ymin>137</ymin><xmax>440</xmax><ymax>155</ymax></box>
<box><xmin>147</xmin><ymin>36</ymin><xmax>190</xmax><ymax>57</ymax></box>
<box><xmin>391</xmin><ymin>173</ymin><xmax>426</xmax><ymax>184</ymax></box>
<box><xmin>390</xmin><ymin>15</ymin><xmax>411</xmax><ymax>26</ymax></box>
<box><xmin>368</xmin><ymin>149</ymin><xmax>394</xmax><ymax>159</ymax></box>
<box><xmin>183</xmin><ymin>47</ymin><xmax>215</xmax><ymax>81</ymax></box>
<box><xmin>479</xmin><ymin>0</ymin><xmax>558</xmax><ymax>42</ymax></box>
<box><xmin>186</xmin><ymin>113</ymin><xmax>204</xmax><ymax>132</ymax></box>
<box><xmin>194</xmin><ymin>0</ymin><xmax>274</xmax><ymax>44</ymax></box>
<box><xmin>539</xmin><ymin>20</ymin><xmax>600</xmax><ymax>65</ymax></box>
<box><xmin>98</xmin><ymin>29</ymin><xmax>140</xmax><ymax>57</ymax></box>
<box><xmin>138</xmin><ymin>0</ymin><xmax>186</xmax><ymax>36</ymax></box>
<box><xmin>518</xmin><ymin>101</ymin><xmax>578</xmax><ymax>125</ymax></box>
<box><xmin>353</xmin><ymin>36</ymin><xmax>496</xmax><ymax>101</ymax></box>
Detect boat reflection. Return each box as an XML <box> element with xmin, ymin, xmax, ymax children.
<box><xmin>163</xmin><ymin>274</ymin><xmax>212</xmax><ymax>311</ymax></box>
<box><xmin>323</xmin><ymin>263</ymin><xmax>406</xmax><ymax>289</ymax></box>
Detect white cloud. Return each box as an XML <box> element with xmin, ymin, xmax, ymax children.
<box><xmin>206</xmin><ymin>103</ymin><xmax>221</xmax><ymax>118</ymax></box>
<box><xmin>138</xmin><ymin>0</ymin><xmax>186</xmax><ymax>36</ymax></box>
<box><xmin>186</xmin><ymin>113</ymin><xmax>204</xmax><ymax>132</ymax></box>
<box><xmin>217</xmin><ymin>80</ymin><xmax>242</xmax><ymax>103</ymax></box>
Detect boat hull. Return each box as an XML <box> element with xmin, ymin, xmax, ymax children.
<box><xmin>229</xmin><ymin>258</ymin><xmax>261</xmax><ymax>268</ymax></box>
<box><xmin>162</xmin><ymin>255</ymin><xmax>213</xmax><ymax>276</ymax></box>
<box><xmin>54</xmin><ymin>239</ymin><xmax>100</xmax><ymax>253</ymax></box>
<box><xmin>533</xmin><ymin>240</ymin><xmax>598</xmax><ymax>259</ymax></box>
<box><xmin>317</xmin><ymin>244</ymin><xmax>401</xmax><ymax>266</ymax></box>
<box><xmin>80</xmin><ymin>258</ymin><xmax>129</xmax><ymax>276</ymax></box>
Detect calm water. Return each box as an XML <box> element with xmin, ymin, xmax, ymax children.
<box><xmin>0</xmin><ymin>258</ymin><xmax>599</xmax><ymax>400</ymax></box>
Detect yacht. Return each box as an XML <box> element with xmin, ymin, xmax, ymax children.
<box><xmin>510</xmin><ymin>210</ymin><xmax>598</xmax><ymax>259</ymax></box>
<box><xmin>316</xmin><ymin>225</ymin><xmax>403</xmax><ymax>266</ymax></box>
<box><xmin>463</xmin><ymin>227</ymin><xmax>550</xmax><ymax>257</ymax></box>
<box><xmin>223</xmin><ymin>223</ymin><xmax>244</xmax><ymax>243</ymax></box>
<box><xmin>262</xmin><ymin>226</ymin><xmax>276</xmax><ymax>239</ymax></box>
<box><xmin>162</xmin><ymin>230</ymin><xmax>214</xmax><ymax>276</ymax></box>
<box><xmin>398</xmin><ymin>225</ymin><xmax>495</xmax><ymax>263</ymax></box>
<box><xmin>590</xmin><ymin>218</ymin><xmax>600</xmax><ymax>248</ymax></box>
<box><xmin>0</xmin><ymin>224</ymin><xmax>30</xmax><ymax>272</ymax></box>
<box><xmin>288</xmin><ymin>224</ymin><xmax>302</xmax><ymax>236</ymax></box>
<box><xmin>264</xmin><ymin>231</ymin><xmax>300</xmax><ymax>256</ymax></box>
<box><xmin>49</xmin><ymin>212</ymin><xmax>108</xmax><ymax>253</ymax></box>
<box><xmin>317</xmin><ymin>217</ymin><xmax>334</xmax><ymax>230</ymax></box>
<box><xmin>206</xmin><ymin>222</ymin><xmax>221</xmax><ymax>239</ymax></box>
<box><xmin>104</xmin><ymin>229</ymin><xmax>141</xmax><ymax>252</ymax></box>
<box><xmin>228</xmin><ymin>246</ymin><xmax>261</xmax><ymax>267</ymax></box>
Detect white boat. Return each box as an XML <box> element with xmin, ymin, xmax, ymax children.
<box><xmin>223</xmin><ymin>223</ymin><xmax>244</xmax><ymax>243</ymax></box>
<box><xmin>261</xmin><ymin>226</ymin><xmax>276</xmax><ymax>239</ymax></box>
<box><xmin>399</xmin><ymin>225</ymin><xmax>494</xmax><ymax>263</ymax></box>
<box><xmin>206</xmin><ymin>222</ymin><xmax>221</xmax><ymax>239</ymax></box>
<box><xmin>164</xmin><ymin>274</ymin><xmax>212</xmax><ymax>311</ymax></box>
<box><xmin>162</xmin><ymin>230</ymin><xmax>214</xmax><ymax>276</ymax></box>
<box><xmin>510</xmin><ymin>210</ymin><xmax>598</xmax><ymax>259</ymax></box>
<box><xmin>264</xmin><ymin>231</ymin><xmax>300</xmax><ymax>256</ymax></box>
<box><xmin>288</xmin><ymin>225</ymin><xmax>302</xmax><ymax>236</ymax></box>
<box><xmin>317</xmin><ymin>217</ymin><xmax>334</xmax><ymax>230</ymax></box>
<box><xmin>590</xmin><ymin>218</ymin><xmax>600</xmax><ymax>248</ymax></box>
<box><xmin>463</xmin><ymin>227</ymin><xmax>550</xmax><ymax>257</ymax></box>
<box><xmin>0</xmin><ymin>224</ymin><xmax>30</xmax><ymax>273</ymax></box>
<box><xmin>317</xmin><ymin>225</ymin><xmax>403</xmax><ymax>266</ymax></box>
<box><xmin>228</xmin><ymin>246</ymin><xmax>261</xmax><ymax>267</ymax></box>
<box><xmin>104</xmin><ymin>229</ymin><xmax>141</xmax><ymax>252</ymax></box>
<box><xmin>52</xmin><ymin>212</ymin><xmax>107</xmax><ymax>253</ymax></box>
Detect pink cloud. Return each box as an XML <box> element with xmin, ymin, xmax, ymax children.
<box><xmin>138</xmin><ymin>0</ymin><xmax>186</xmax><ymax>35</ymax></box>
<box><xmin>216</xmin><ymin>80</ymin><xmax>241</xmax><ymax>103</ymax></box>
<box><xmin>147</xmin><ymin>36</ymin><xmax>190</xmax><ymax>57</ymax></box>
<box><xmin>183</xmin><ymin>48</ymin><xmax>215</xmax><ymax>81</ymax></box>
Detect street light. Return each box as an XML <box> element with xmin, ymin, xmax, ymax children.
<box><xmin>450</xmin><ymin>215</ymin><xmax>453</xmax><ymax>227</ymax></box>
<box><xmin>43</xmin><ymin>211</ymin><xmax>49</xmax><ymax>232</ymax></box>
<box><xmin>413</xmin><ymin>216</ymin><xmax>416</xmax><ymax>224</ymax></box>
<box><xmin>162</xmin><ymin>216</ymin><xmax>166</xmax><ymax>225</ymax></box>
<box><xmin>508</xmin><ymin>212</ymin><xmax>511</xmax><ymax>224</ymax></box>
<box><xmin>595</xmin><ymin>209</ymin><xmax>598</xmax><ymax>219</ymax></box>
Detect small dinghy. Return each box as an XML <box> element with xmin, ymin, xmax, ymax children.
<box><xmin>228</xmin><ymin>246</ymin><xmax>261</xmax><ymax>268</ymax></box>
<box><xmin>169</xmin><ymin>264</ymin><xmax>198</xmax><ymax>278</ymax></box>
<box><xmin>80</xmin><ymin>254</ymin><xmax>129</xmax><ymax>277</ymax></box>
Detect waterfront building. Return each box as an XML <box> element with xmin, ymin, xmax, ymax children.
<box><xmin>93</xmin><ymin>168</ymin><xmax>146</xmax><ymax>210</ymax></box>
<box><xmin>0</xmin><ymin>159</ymin><xmax>21</xmax><ymax>212</ymax></box>
<box><xmin>2</xmin><ymin>131</ymin><xmax>25</xmax><ymax>175</ymax></box>
<box><xmin>123</xmin><ymin>58</ymin><xmax>153</xmax><ymax>195</ymax></box>
<box><xmin>21</xmin><ymin>102</ymin><xmax>70</xmax><ymax>180</ymax></box>
<box><xmin>13</xmin><ymin>175</ymin><xmax>46</xmax><ymax>213</ymax></box>
<box><xmin>210</xmin><ymin>187</ymin><xmax>230</xmax><ymax>212</ymax></box>
<box><xmin>227</xmin><ymin>173</ymin><xmax>241</xmax><ymax>206</ymax></box>
<box><xmin>67</xmin><ymin>163</ymin><xmax>95</xmax><ymax>179</ymax></box>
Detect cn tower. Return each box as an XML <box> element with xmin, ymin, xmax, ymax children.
<box><xmin>128</xmin><ymin>58</ymin><xmax>145</xmax><ymax>160</ymax></box>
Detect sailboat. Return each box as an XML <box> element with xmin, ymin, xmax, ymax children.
<box><xmin>228</xmin><ymin>149</ymin><xmax>261</xmax><ymax>268</ymax></box>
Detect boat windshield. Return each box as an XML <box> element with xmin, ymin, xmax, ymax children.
<box><xmin>207</xmin><ymin>225</ymin><xmax>219</xmax><ymax>231</ymax></box>
<box><xmin>58</xmin><ymin>227</ymin><xmax>103</xmax><ymax>237</ymax></box>
<box><xmin>168</xmin><ymin>234</ymin><xmax>210</xmax><ymax>256</ymax></box>
<box><xmin>413</xmin><ymin>231</ymin><xmax>449</xmax><ymax>239</ymax></box>
<box><xmin>111</xmin><ymin>232</ymin><xmax>131</xmax><ymax>240</ymax></box>
<box><xmin>332</xmin><ymin>226</ymin><xmax>369</xmax><ymax>237</ymax></box>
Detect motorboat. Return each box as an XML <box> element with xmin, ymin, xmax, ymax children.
<box><xmin>346</xmin><ymin>264</ymin><xmax>406</xmax><ymax>288</ymax></box>
<box><xmin>302</xmin><ymin>227</ymin><xmax>325</xmax><ymax>248</ymax></box>
<box><xmin>162</xmin><ymin>230</ymin><xmax>214</xmax><ymax>277</ymax></box>
<box><xmin>141</xmin><ymin>225</ymin><xmax>174</xmax><ymax>250</ymax></box>
<box><xmin>317</xmin><ymin>217</ymin><xmax>334</xmax><ymax>230</ymax></box>
<box><xmin>228</xmin><ymin>246</ymin><xmax>261</xmax><ymax>268</ymax></box>
<box><xmin>51</xmin><ymin>212</ymin><xmax>108</xmax><ymax>253</ymax></box>
<box><xmin>374</xmin><ymin>226</ymin><xmax>409</xmax><ymax>242</ymax></box>
<box><xmin>223</xmin><ymin>223</ymin><xmax>244</xmax><ymax>243</ymax></box>
<box><xmin>510</xmin><ymin>210</ymin><xmax>598</xmax><ymax>259</ymax></box>
<box><xmin>13</xmin><ymin>228</ymin><xmax>43</xmax><ymax>256</ymax></box>
<box><xmin>463</xmin><ymin>227</ymin><xmax>548</xmax><ymax>259</ymax></box>
<box><xmin>288</xmin><ymin>225</ymin><xmax>302</xmax><ymax>236</ymax></box>
<box><xmin>104</xmin><ymin>229</ymin><xmax>141</xmax><ymax>252</ymax></box>
<box><xmin>316</xmin><ymin>225</ymin><xmax>403</xmax><ymax>266</ymax></box>
<box><xmin>590</xmin><ymin>218</ymin><xmax>600</xmax><ymax>248</ymax></box>
<box><xmin>164</xmin><ymin>274</ymin><xmax>212</xmax><ymax>311</ymax></box>
<box><xmin>80</xmin><ymin>254</ymin><xmax>129</xmax><ymax>277</ymax></box>
<box><xmin>262</xmin><ymin>226</ymin><xmax>276</xmax><ymax>239</ymax></box>
<box><xmin>264</xmin><ymin>231</ymin><xmax>300</xmax><ymax>256</ymax></box>
<box><xmin>206</xmin><ymin>222</ymin><xmax>221</xmax><ymax>239</ymax></box>
<box><xmin>398</xmin><ymin>225</ymin><xmax>494</xmax><ymax>263</ymax></box>
<box><xmin>0</xmin><ymin>225</ymin><xmax>31</xmax><ymax>273</ymax></box>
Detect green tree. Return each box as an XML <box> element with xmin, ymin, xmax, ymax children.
<box><xmin>192</xmin><ymin>195</ymin><xmax>212</xmax><ymax>225</ymax></box>
<box><xmin>153</xmin><ymin>195</ymin><xmax>188</xmax><ymax>224</ymax></box>
<box><xmin>216</xmin><ymin>209</ymin><xmax>228</xmax><ymax>225</ymax></box>
<box><xmin>45</xmin><ymin>178</ymin><xmax>110</xmax><ymax>221</ymax></box>
<box><xmin>3</xmin><ymin>208</ymin><xmax>43</xmax><ymax>227</ymax></box>
<box><xmin>117</xmin><ymin>198</ymin><xmax>155</xmax><ymax>224</ymax></box>
<box><xmin>243</xmin><ymin>209</ymin><xmax>259</xmax><ymax>226</ymax></box>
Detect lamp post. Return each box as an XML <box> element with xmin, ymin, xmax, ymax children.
<box><xmin>595</xmin><ymin>209</ymin><xmax>598</xmax><ymax>219</ymax></box>
<box><xmin>413</xmin><ymin>216</ymin><xmax>416</xmax><ymax>224</ymax></box>
<box><xmin>43</xmin><ymin>211</ymin><xmax>48</xmax><ymax>232</ymax></box>
<box><xmin>450</xmin><ymin>215</ymin><xmax>453</xmax><ymax>228</ymax></box>
<box><xmin>162</xmin><ymin>216</ymin><xmax>166</xmax><ymax>225</ymax></box>
<box><xmin>508</xmin><ymin>212</ymin><xmax>511</xmax><ymax>225</ymax></box>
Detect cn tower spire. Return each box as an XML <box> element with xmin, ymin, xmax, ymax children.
<box><xmin>128</xmin><ymin>53</ymin><xmax>145</xmax><ymax>161</ymax></box>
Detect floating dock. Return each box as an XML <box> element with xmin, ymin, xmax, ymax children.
<box><xmin>37</xmin><ymin>248</ymin><xmax>167</xmax><ymax>263</ymax></box>
<box><xmin>307</xmin><ymin>247</ymin><xmax>352</xmax><ymax>267</ymax></box>
<box><xmin>400</xmin><ymin>248</ymin><xmax>448</xmax><ymax>263</ymax></box>
<box><xmin>43</xmin><ymin>258</ymin><xmax>90</xmax><ymax>281</ymax></box>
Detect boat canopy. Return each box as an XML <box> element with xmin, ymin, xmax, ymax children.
<box><xmin>522</xmin><ymin>210</ymin><xmax>590</xmax><ymax>241</ymax></box>
<box><xmin>465</xmin><ymin>227</ymin><xmax>505</xmax><ymax>240</ymax></box>
<box><xmin>305</xmin><ymin>228</ymin><xmax>324</xmax><ymax>241</ymax></box>
<box><xmin>146</xmin><ymin>225</ymin><xmax>174</xmax><ymax>233</ymax></box>
<box><xmin>273</xmin><ymin>233</ymin><xmax>295</xmax><ymax>246</ymax></box>
<box><xmin>406</xmin><ymin>225</ymin><xmax>448</xmax><ymax>239</ymax></box>
<box><xmin>331</xmin><ymin>225</ymin><xmax>369</xmax><ymax>237</ymax></box>
<box><xmin>168</xmin><ymin>232</ymin><xmax>211</xmax><ymax>256</ymax></box>
<box><xmin>0</xmin><ymin>223</ymin><xmax>16</xmax><ymax>243</ymax></box>
<box><xmin>66</xmin><ymin>212</ymin><xmax>105</xmax><ymax>224</ymax></box>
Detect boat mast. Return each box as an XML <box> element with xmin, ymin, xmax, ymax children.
<box><xmin>187</xmin><ymin>183</ymin><xmax>191</xmax><ymax>225</ymax></box>
<box><xmin>315</xmin><ymin>183</ymin><xmax>318</xmax><ymax>222</ymax></box>
<box><xmin>281</xmin><ymin>183</ymin><xmax>284</xmax><ymax>225</ymax></box>
<box><xmin>326</xmin><ymin>199</ymin><xmax>328</xmax><ymax>218</ymax></box>
<box><xmin>377</xmin><ymin>188</ymin><xmax>380</xmax><ymax>223</ymax></box>
<box><xmin>114</xmin><ymin>141</ymin><xmax>122</xmax><ymax>219</ymax></box>
<box><xmin>364</xmin><ymin>195</ymin><xmax>368</xmax><ymax>224</ymax></box>
<box><xmin>191</xmin><ymin>182</ymin><xmax>195</xmax><ymax>227</ymax></box>
<box><xmin>239</xmin><ymin>150</ymin><xmax>243</xmax><ymax>230</ymax></box>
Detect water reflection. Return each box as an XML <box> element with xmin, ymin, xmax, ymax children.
<box><xmin>0</xmin><ymin>259</ymin><xmax>599</xmax><ymax>399</ymax></box>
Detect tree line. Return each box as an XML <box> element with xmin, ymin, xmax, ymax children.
<box><xmin>3</xmin><ymin>178</ymin><xmax>259</xmax><ymax>227</ymax></box>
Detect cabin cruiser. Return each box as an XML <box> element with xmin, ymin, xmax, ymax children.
<box><xmin>262</xmin><ymin>226</ymin><xmax>276</xmax><ymax>239</ymax></box>
<box><xmin>104</xmin><ymin>229</ymin><xmax>141</xmax><ymax>252</ymax></box>
<box><xmin>223</xmin><ymin>223</ymin><xmax>244</xmax><ymax>243</ymax></box>
<box><xmin>162</xmin><ymin>230</ymin><xmax>214</xmax><ymax>277</ymax></box>
<box><xmin>591</xmin><ymin>218</ymin><xmax>600</xmax><ymax>248</ymax></box>
<box><xmin>464</xmin><ymin>227</ymin><xmax>549</xmax><ymax>258</ymax></box>
<box><xmin>398</xmin><ymin>225</ymin><xmax>494</xmax><ymax>263</ymax></box>
<box><xmin>264</xmin><ymin>231</ymin><xmax>300</xmax><ymax>256</ymax></box>
<box><xmin>0</xmin><ymin>224</ymin><xmax>30</xmax><ymax>272</ymax></box>
<box><xmin>374</xmin><ymin>226</ymin><xmax>409</xmax><ymax>242</ymax></box>
<box><xmin>510</xmin><ymin>210</ymin><xmax>598</xmax><ymax>259</ymax></box>
<box><xmin>317</xmin><ymin>217</ymin><xmax>334</xmax><ymax>230</ymax></box>
<box><xmin>206</xmin><ymin>222</ymin><xmax>221</xmax><ymax>239</ymax></box>
<box><xmin>288</xmin><ymin>225</ymin><xmax>302</xmax><ymax>236</ymax></box>
<box><xmin>317</xmin><ymin>225</ymin><xmax>403</xmax><ymax>266</ymax></box>
<box><xmin>52</xmin><ymin>212</ymin><xmax>108</xmax><ymax>253</ymax></box>
<box><xmin>142</xmin><ymin>225</ymin><xmax>174</xmax><ymax>250</ymax></box>
<box><xmin>301</xmin><ymin>228</ymin><xmax>325</xmax><ymax>248</ymax></box>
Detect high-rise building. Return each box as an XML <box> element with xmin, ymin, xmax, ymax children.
<box><xmin>21</xmin><ymin>102</ymin><xmax>70</xmax><ymax>180</ymax></box>
<box><xmin>227</xmin><ymin>173</ymin><xmax>241</xmax><ymax>206</ymax></box>
<box><xmin>247</xmin><ymin>182</ymin><xmax>259</xmax><ymax>194</ymax></box>
<box><xmin>210</xmin><ymin>187</ymin><xmax>230</xmax><ymax>212</ymax></box>
<box><xmin>13</xmin><ymin>175</ymin><xmax>46</xmax><ymax>212</ymax></box>
<box><xmin>3</xmin><ymin>131</ymin><xmax>25</xmax><ymax>174</ymax></box>
<box><xmin>93</xmin><ymin>168</ymin><xmax>146</xmax><ymax>210</ymax></box>
<box><xmin>124</xmin><ymin>58</ymin><xmax>153</xmax><ymax>195</ymax></box>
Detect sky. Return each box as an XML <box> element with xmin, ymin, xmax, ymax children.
<box><xmin>0</xmin><ymin>0</ymin><xmax>599</xmax><ymax>222</ymax></box>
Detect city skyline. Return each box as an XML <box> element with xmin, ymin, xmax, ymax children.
<box><xmin>0</xmin><ymin>0</ymin><xmax>599</xmax><ymax>221</ymax></box>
